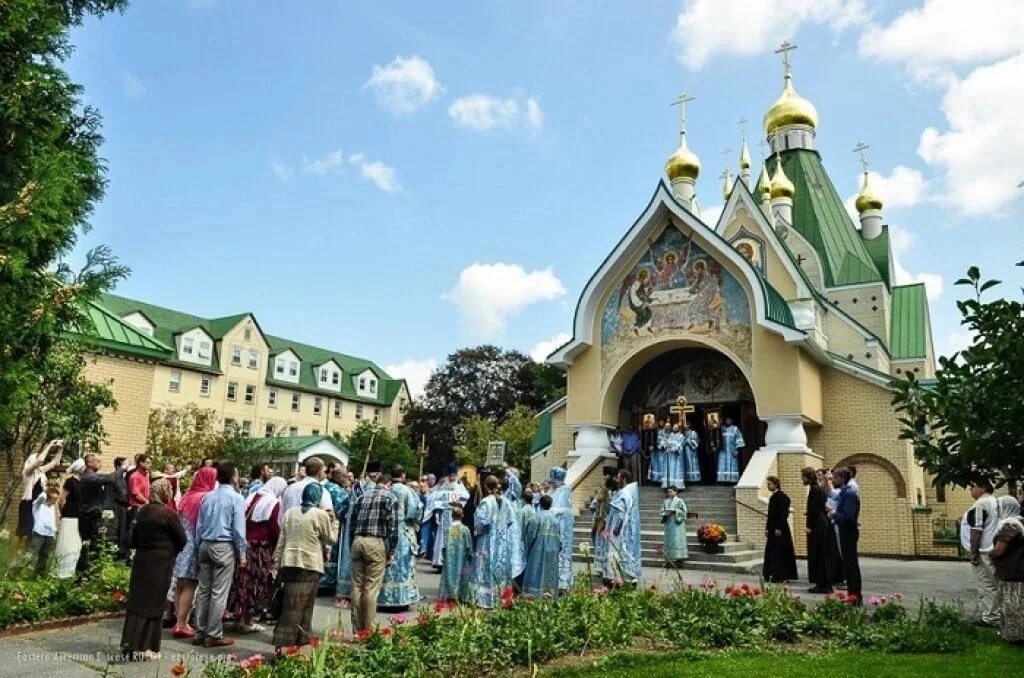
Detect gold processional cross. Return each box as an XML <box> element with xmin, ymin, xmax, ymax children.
<box><xmin>669</xmin><ymin>395</ymin><xmax>695</xmax><ymax>427</ymax></box>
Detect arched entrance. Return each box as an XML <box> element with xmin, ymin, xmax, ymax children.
<box><xmin>617</xmin><ymin>347</ymin><xmax>764</xmax><ymax>484</ymax></box>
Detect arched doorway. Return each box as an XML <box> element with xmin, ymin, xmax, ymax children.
<box><xmin>617</xmin><ymin>347</ymin><xmax>764</xmax><ymax>484</ymax></box>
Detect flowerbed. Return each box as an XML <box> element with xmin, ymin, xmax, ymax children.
<box><xmin>197</xmin><ymin>580</ymin><xmax>978</xmax><ymax>677</ymax></box>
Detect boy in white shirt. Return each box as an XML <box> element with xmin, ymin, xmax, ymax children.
<box><xmin>31</xmin><ymin>487</ymin><xmax>61</xmax><ymax>576</ymax></box>
<box><xmin>967</xmin><ymin>478</ymin><xmax>1000</xmax><ymax>626</ymax></box>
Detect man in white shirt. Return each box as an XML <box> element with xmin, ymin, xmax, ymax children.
<box><xmin>17</xmin><ymin>440</ymin><xmax>63</xmax><ymax>549</ymax></box>
<box><xmin>279</xmin><ymin>457</ymin><xmax>332</xmax><ymax>524</ymax></box>
<box><xmin>967</xmin><ymin>478</ymin><xmax>1000</xmax><ymax>626</ymax></box>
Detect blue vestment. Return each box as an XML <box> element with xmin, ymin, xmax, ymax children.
<box><xmin>663</xmin><ymin>432</ymin><xmax>686</xmax><ymax>489</ymax></box>
<box><xmin>470</xmin><ymin>495</ymin><xmax>524</xmax><ymax>608</ymax></box>
<box><xmin>523</xmin><ymin>510</ymin><xmax>561</xmax><ymax>598</ymax></box>
<box><xmin>607</xmin><ymin>482</ymin><xmax>641</xmax><ymax>583</ymax></box>
<box><xmin>662</xmin><ymin>496</ymin><xmax>688</xmax><ymax>560</ymax></box>
<box><xmin>504</xmin><ymin>471</ymin><xmax>522</xmax><ymax>505</ymax></box>
<box><xmin>319</xmin><ymin>480</ymin><xmax>349</xmax><ymax>590</ymax></box>
<box><xmin>378</xmin><ymin>482</ymin><xmax>422</xmax><ymax>607</ymax></box>
<box><xmin>429</xmin><ymin>480</ymin><xmax>470</xmax><ymax>568</ymax></box>
<box><xmin>648</xmin><ymin>428</ymin><xmax>668</xmax><ymax>484</ymax></box>
<box><xmin>438</xmin><ymin>521</ymin><xmax>473</xmax><ymax>602</ymax></box>
<box><xmin>549</xmin><ymin>482</ymin><xmax>574</xmax><ymax>590</ymax></box>
<box><xmin>717</xmin><ymin>425</ymin><xmax>745</xmax><ymax>483</ymax></box>
<box><xmin>682</xmin><ymin>430</ymin><xmax>701</xmax><ymax>483</ymax></box>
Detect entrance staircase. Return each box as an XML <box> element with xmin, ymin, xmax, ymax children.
<box><xmin>573</xmin><ymin>485</ymin><xmax>763</xmax><ymax>575</ymax></box>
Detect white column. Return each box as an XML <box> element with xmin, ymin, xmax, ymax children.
<box><xmin>763</xmin><ymin>415</ymin><xmax>808</xmax><ymax>450</ymax></box>
<box><xmin>568</xmin><ymin>423</ymin><xmax>616</xmax><ymax>459</ymax></box>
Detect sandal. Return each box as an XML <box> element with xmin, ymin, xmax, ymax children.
<box><xmin>172</xmin><ymin>626</ymin><xmax>196</xmax><ymax>639</ymax></box>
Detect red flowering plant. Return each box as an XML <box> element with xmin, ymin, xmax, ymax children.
<box><xmin>696</xmin><ymin>522</ymin><xmax>728</xmax><ymax>546</ymax></box>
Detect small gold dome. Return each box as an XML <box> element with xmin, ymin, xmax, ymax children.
<box><xmin>665</xmin><ymin>137</ymin><xmax>701</xmax><ymax>182</ymax></box>
<box><xmin>739</xmin><ymin>140</ymin><xmax>752</xmax><ymax>171</ymax></box>
<box><xmin>722</xmin><ymin>170</ymin><xmax>733</xmax><ymax>200</ymax></box>
<box><xmin>764</xmin><ymin>75</ymin><xmax>818</xmax><ymax>135</ymax></box>
<box><xmin>756</xmin><ymin>163</ymin><xmax>771</xmax><ymax>199</ymax></box>
<box><xmin>854</xmin><ymin>171</ymin><xmax>884</xmax><ymax>212</ymax></box>
<box><xmin>769</xmin><ymin>155</ymin><xmax>795</xmax><ymax>200</ymax></box>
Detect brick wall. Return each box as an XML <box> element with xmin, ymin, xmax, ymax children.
<box><xmin>82</xmin><ymin>353</ymin><xmax>157</xmax><ymax>469</ymax></box>
<box><xmin>911</xmin><ymin>507</ymin><xmax>961</xmax><ymax>559</ymax></box>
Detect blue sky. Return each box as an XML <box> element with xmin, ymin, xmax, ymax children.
<box><xmin>68</xmin><ymin>1</ymin><xmax>1024</xmax><ymax>394</ymax></box>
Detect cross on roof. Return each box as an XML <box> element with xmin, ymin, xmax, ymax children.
<box><xmin>853</xmin><ymin>141</ymin><xmax>871</xmax><ymax>172</ymax></box>
<box><xmin>757</xmin><ymin>138</ymin><xmax>769</xmax><ymax>163</ymax></box>
<box><xmin>775</xmin><ymin>40</ymin><xmax>797</xmax><ymax>75</ymax></box>
<box><xmin>738</xmin><ymin>117</ymin><xmax>749</xmax><ymax>140</ymax></box>
<box><xmin>721</xmin><ymin>147</ymin><xmax>733</xmax><ymax>169</ymax></box>
<box><xmin>670</xmin><ymin>92</ymin><xmax>695</xmax><ymax>139</ymax></box>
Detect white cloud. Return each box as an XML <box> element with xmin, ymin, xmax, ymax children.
<box><xmin>889</xmin><ymin>226</ymin><xmax>944</xmax><ymax>300</ymax></box>
<box><xmin>940</xmin><ymin>330</ymin><xmax>976</xmax><ymax>359</ymax></box>
<box><xmin>384</xmin><ymin>358</ymin><xmax>437</xmax><ymax>398</ymax></box>
<box><xmin>364</xmin><ymin>55</ymin><xmax>444</xmax><ymax>114</ymax></box>
<box><xmin>916</xmin><ymin>53</ymin><xmax>1024</xmax><ymax>216</ymax></box>
<box><xmin>268</xmin><ymin>161</ymin><xmax>293</xmax><ymax>181</ymax></box>
<box><xmin>530</xmin><ymin>332</ymin><xmax>571</xmax><ymax>363</ymax></box>
<box><xmin>348</xmin><ymin>154</ymin><xmax>400</xmax><ymax>193</ymax></box>
<box><xmin>844</xmin><ymin>165</ymin><xmax>928</xmax><ymax>218</ymax></box>
<box><xmin>672</xmin><ymin>0</ymin><xmax>869</xmax><ymax>70</ymax></box>
<box><xmin>120</xmin><ymin>70</ymin><xmax>146</xmax><ymax>98</ymax></box>
<box><xmin>301</xmin><ymin>149</ymin><xmax>345</xmax><ymax>175</ymax></box>
<box><xmin>859</xmin><ymin>0</ymin><xmax>1024</xmax><ymax>81</ymax></box>
<box><xmin>443</xmin><ymin>263</ymin><xmax>566</xmax><ymax>335</ymax></box>
<box><xmin>701</xmin><ymin>203</ymin><xmax>724</xmax><ymax>228</ymax></box>
<box><xmin>448</xmin><ymin>94</ymin><xmax>544</xmax><ymax>131</ymax></box>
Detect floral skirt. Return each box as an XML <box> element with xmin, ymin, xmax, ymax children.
<box><xmin>229</xmin><ymin>540</ymin><xmax>275</xmax><ymax>621</ymax></box>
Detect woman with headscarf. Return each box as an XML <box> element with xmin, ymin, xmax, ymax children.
<box><xmin>228</xmin><ymin>476</ymin><xmax>286</xmax><ymax>633</ymax></box>
<box><xmin>272</xmin><ymin>482</ymin><xmax>337</xmax><ymax>651</ymax></box>
<box><xmin>991</xmin><ymin>495</ymin><xmax>1023</xmax><ymax>644</ymax></box>
<box><xmin>170</xmin><ymin>466</ymin><xmax>217</xmax><ymax>638</ymax></box>
<box><xmin>54</xmin><ymin>458</ymin><xmax>85</xmax><ymax>578</ymax></box>
<box><xmin>120</xmin><ymin>479</ymin><xmax>187</xmax><ymax>661</ymax></box>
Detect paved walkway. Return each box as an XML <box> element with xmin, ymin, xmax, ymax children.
<box><xmin>0</xmin><ymin>557</ymin><xmax>974</xmax><ymax>677</ymax></box>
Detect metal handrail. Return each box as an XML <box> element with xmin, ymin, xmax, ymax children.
<box><xmin>733</xmin><ymin>497</ymin><xmax>769</xmax><ymax>517</ymax></box>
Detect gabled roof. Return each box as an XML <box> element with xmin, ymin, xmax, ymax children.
<box><xmin>766</xmin><ymin>149</ymin><xmax>883</xmax><ymax>287</ymax></box>
<box><xmin>69</xmin><ymin>302</ymin><xmax>174</xmax><ymax>361</ymax></box>
<box><xmin>264</xmin><ymin>335</ymin><xmax>399</xmax><ymax>405</ymax></box>
<box><xmin>891</xmin><ymin>283</ymin><xmax>928</xmax><ymax>359</ymax></box>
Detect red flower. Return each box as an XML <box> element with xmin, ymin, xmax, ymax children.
<box><xmin>741</xmin><ymin>582</ymin><xmax>752</xmax><ymax>592</ymax></box>
<box><xmin>752</xmin><ymin>587</ymin><xmax>762</xmax><ymax>596</ymax></box>
<box><xmin>309</xmin><ymin>637</ymin><xmax>320</xmax><ymax>648</ymax></box>
<box><xmin>847</xmin><ymin>593</ymin><xmax>859</xmax><ymax>604</ymax></box>
<box><xmin>730</xmin><ymin>588</ymin><xmax>744</xmax><ymax>598</ymax></box>
<box><xmin>834</xmin><ymin>591</ymin><xmax>847</xmax><ymax>601</ymax></box>
<box><xmin>724</xmin><ymin>585</ymin><xmax>735</xmax><ymax>595</ymax></box>
<box><xmin>283</xmin><ymin>645</ymin><xmax>300</xmax><ymax>655</ymax></box>
<box><xmin>355</xmin><ymin>629</ymin><xmax>372</xmax><ymax>643</ymax></box>
<box><xmin>434</xmin><ymin>601</ymin><xmax>447</xmax><ymax>614</ymax></box>
<box><xmin>239</xmin><ymin>655</ymin><xmax>264</xmax><ymax>670</ymax></box>
<box><xmin>380</xmin><ymin>627</ymin><xmax>393</xmax><ymax>637</ymax></box>
<box><xmin>416</xmin><ymin>613</ymin><xmax>432</xmax><ymax>625</ymax></box>
<box><xmin>112</xmin><ymin>590</ymin><xmax>126</xmax><ymax>602</ymax></box>
<box><xmin>390</xmin><ymin>614</ymin><xmax>408</xmax><ymax>625</ymax></box>
<box><xmin>170</xmin><ymin>664</ymin><xmax>186</xmax><ymax>676</ymax></box>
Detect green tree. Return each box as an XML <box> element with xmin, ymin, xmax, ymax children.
<box><xmin>0</xmin><ymin>1</ymin><xmax>129</xmax><ymax>507</ymax></box>
<box><xmin>452</xmin><ymin>405</ymin><xmax>538</xmax><ymax>473</ymax></box>
<box><xmin>453</xmin><ymin>416</ymin><xmax>497</xmax><ymax>467</ymax></box>
<box><xmin>342</xmin><ymin>421</ymin><xmax>417</xmax><ymax>477</ymax></box>
<box><xmin>145</xmin><ymin>404</ymin><xmax>222</xmax><ymax>470</ymax></box>
<box><xmin>891</xmin><ymin>264</ymin><xmax>1024</xmax><ymax>490</ymax></box>
<box><xmin>0</xmin><ymin>341</ymin><xmax>116</xmax><ymax>523</ymax></box>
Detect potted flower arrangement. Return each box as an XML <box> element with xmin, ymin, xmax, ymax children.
<box><xmin>697</xmin><ymin>522</ymin><xmax>728</xmax><ymax>553</ymax></box>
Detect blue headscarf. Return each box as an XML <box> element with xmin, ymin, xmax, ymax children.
<box><xmin>549</xmin><ymin>467</ymin><xmax>567</xmax><ymax>483</ymax></box>
<box><xmin>301</xmin><ymin>482</ymin><xmax>323</xmax><ymax>513</ymax></box>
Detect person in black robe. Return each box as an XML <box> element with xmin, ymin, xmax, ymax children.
<box><xmin>762</xmin><ymin>475</ymin><xmax>798</xmax><ymax>583</ymax></box>
<box><xmin>803</xmin><ymin>467</ymin><xmax>833</xmax><ymax>592</ymax></box>
<box><xmin>120</xmin><ymin>479</ymin><xmax>187</xmax><ymax>661</ymax></box>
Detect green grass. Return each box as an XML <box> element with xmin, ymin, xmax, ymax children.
<box><xmin>549</xmin><ymin>635</ymin><xmax>1023</xmax><ymax>678</ymax></box>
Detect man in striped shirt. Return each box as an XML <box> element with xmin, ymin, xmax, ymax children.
<box><xmin>349</xmin><ymin>462</ymin><xmax>397</xmax><ymax>632</ymax></box>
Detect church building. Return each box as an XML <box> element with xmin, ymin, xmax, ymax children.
<box><xmin>531</xmin><ymin>46</ymin><xmax>961</xmax><ymax>567</ymax></box>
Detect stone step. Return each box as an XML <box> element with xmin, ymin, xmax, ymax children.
<box><xmin>573</xmin><ymin>553</ymin><xmax>762</xmax><ymax>575</ymax></box>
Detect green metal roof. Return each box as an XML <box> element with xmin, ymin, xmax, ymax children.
<box><xmin>69</xmin><ymin>302</ymin><xmax>175</xmax><ymax>361</ymax></box>
<box><xmin>259</xmin><ymin>435</ymin><xmax>348</xmax><ymax>454</ymax></box>
<box><xmin>891</xmin><ymin>284</ymin><xmax>928</xmax><ymax>359</ymax></box>
<box><xmin>763</xmin><ymin>279</ymin><xmax>796</xmax><ymax>328</ymax></box>
<box><xmin>862</xmin><ymin>225</ymin><xmax>895</xmax><ymax>289</ymax></box>
<box><xmin>531</xmin><ymin>410</ymin><xmax>553</xmax><ymax>454</ymax></box>
<box><xmin>97</xmin><ymin>293</ymin><xmax>405</xmax><ymax>406</ymax></box>
<box><xmin>772</xmin><ymin>149</ymin><xmax>883</xmax><ymax>287</ymax></box>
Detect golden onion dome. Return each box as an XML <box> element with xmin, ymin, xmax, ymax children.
<box><xmin>722</xmin><ymin>170</ymin><xmax>733</xmax><ymax>200</ymax></box>
<box><xmin>756</xmin><ymin>163</ymin><xmax>771</xmax><ymax>199</ymax></box>
<box><xmin>665</xmin><ymin>136</ymin><xmax>701</xmax><ymax>182</ymax></box>
<box><xmin>854</xmin><ymin>171</ymin><xmax>884</xmax><ymax>212</ymax></box>
<box><xmin>764</xmin><ymin>75</ymin><xmax>818</xmax><ymax>135</ymax></box>
<box><xmin>769</xmin><ymin>155</ymin><xmax>795</xmax><ymax>200</ymax></box>
<box><xmin>739</xmin><ymin>139</ymin><xmax>752</xmax><ymax>171</ymax></box>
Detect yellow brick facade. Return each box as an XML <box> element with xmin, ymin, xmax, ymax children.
<box><xmin>82</xmin><ymin>353</ymin><xmax>157</xmax><ymax>468</ymax></box>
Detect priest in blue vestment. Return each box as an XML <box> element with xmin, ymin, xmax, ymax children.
<box><xmin>682</xmin><ymin>424</ymin><xmax>701</xmax><ymax>484</ymax></box>
<box><xmin>378</xmin><ymin>467</ymin><xmax>422</xmax><ymax>607</ymax></box>
<box><xmin>548</xmin><ymin>466</ymin><xmax>574</xmax><ymax>592</ymax></box>
<box><xmin>429</xmin><ymin>464</ymin><xmax>470</xmax><ymax>570</ymax></box>
<box><xmin>663</xmin><ymin>424</ymin><xmax>686</xmax><ymax>489</ymax></box>
<box><xmin>470</xmin><ymin>475</ymin><xmax>524</xmax><ymax>608</ymax></box>
<box><xmin>319</xmin><ymin>469</ymin><xmax>350</xmax><ymax>591</ymax></box>
<box><xmin>649</xmin><ymin>422</ymin><xmax>669</xmax><ymax>485</ymax></box>
<box><xmin>607</xmin><ymin>471</ymin><xmax>641</xmax><ymax>585</ymax></box>
<box><xmin>716</xmin><ymin>418</ymin><xmax>745</xmax><ymax>483</ymax></box>
<box><xmin>503</xmin><ymin>466</ymin><xmax>523</xmax><ymax>505</ymax></box>
<box><xmin>523</xmin><ymin>495</ymin><xmax>562</xmax><ymax>598</ymax></box>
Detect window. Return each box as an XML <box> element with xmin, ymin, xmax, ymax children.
<box><xmin>231</xmin><ymin>346</ymin><xmax>242</xmax><ymax>365</ymax></box>
<box><xmin>275</xmin><ymin>360</ymin><xmax>285</xmax><ymax>376</ymax></box>
<box><xmin>241</xmin><ymin>420</ymin><xmax>252</xmax><ymax>437</ymax></box>
<box><xmin>288</xmin><ymin>361</ymin><xmax>298</xmax><ymax>377</ymax></box>
<box><xmin>182</xmin><ymin>337</ymin><xmax>195</xmax><ymax>355</ymax></box>
<box><xmin>333</xmin><ymin>401</ymin><xmax>342</xmax><ymax>418</ymax></box>
<box><xmin>320</xmin><ymin>368</ymin><xmax>329</xmax><ymax>384</ymax></box>
<box><xmin>373</xmin><ymin>407</ymin><xmax>381</xmax><ymax>424</ymax></box>
<box><xmin>355</xmin><ymin>404</ymin><xmax>364</xmax><ymax>420</ymax></box>
<box><xmin>224</xmin><ymin>418</ymin><xmax>236</xmax><ymax>435</ymax></box>
<box><xmin>248</xmin><ymin>349</ymin><xmax>259</xmax><ymax>369</ymax></box>
<box><xmin>244</xmin><ymin>327</ymin><xmax>252</xmax><ymax>341</ymax></box>
<box><xmin>288</xmin><ymin>426</ymin><xmax>298</xmax><ymax>437</ymax></box>
<box><xmin>264</xmin><ymin>423</ymin><xmax>275</xmax><ymax>438</ymax></box>
<box><xmin>200</xmin><ymin>377</ymin><xmax>211</xmax><ymax>396</ymax></box>
<box><xmin>227</xmin><ymin>382</ymin><xmax>238</xmax><ymax>401</ymax></box>
<box><xmin>291</xmin><ymin>393</ymin><xmax>301</xmax><ymax>412</ymax></box>
<box><xmin>313</xmin><ymin>397</ymin><xmax>323</xmax><ymax>415</ymax></box>
<box><xmin>358</xmin><ymin>377</ymin><xmax>366</xmax><ymax>390</ymax></box>
<box><xmin>198</xmin><ymin>340</ymin><xmax>211</xmax><ymax>359</ymax></box>
<box><xmin>169</xmin><ymin>371</ymin><xmax>182</xmax><ymax>393</ymax></box>
<box><xmin>331</xmin><ymin>371</ymin><xmax>340</xmax><ymax>385</ymax></box>
<box><xmin>369</xmin><ymin>379</ymin><xmax>377</xmax><ymax>394</ymax></box>
<box><xmin>244</xmin><ymin>384</ymin><xmax>256</xmax><ymax>404</ymax></box>
<box><xmin>268</xmin><ymin>389</ymin><xmax>277</xmax><ymax>407</ymax></box>
<box><xmin>399</xmin><ymin>397</ymin><xmax>407</xmax><ymax>412</ymax></box>
<box><xmin>312</xmin><ymin>429</ymin><xmax>320</xmax><ymax>436</ymax></box>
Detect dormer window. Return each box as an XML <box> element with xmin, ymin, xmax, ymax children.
<box><xmin>289</xmin><ymin>361</ymin><xmax>298</xmax><ymax>377</ymax></box>
<box><xmin>331</xmin><ymin>371</ymin><xmax>340</xmax><ymax>385</ymax></box>
<box><xmin>359</xmin><ymin>377</ymin><xmax>366</xmax><ymax>390</ymax></box>
<box><xmin>369</xmin><ymin>379</ymin><xmax>377</xmax><ymax>394</ymax></box>
<box><xmin>320</xmin><ymin>368</ymin><xmax>329</xmax><ymax>384</ymax></box>
<box><xmin>275</xmin><ymin>362</ymin><xmax>284</xmax><ymax>376</ymax></box>
<box><xmin>198</xmin><ymin>341</ymin><xmax>211</xmax><ymax>359</ymax></box>
<box><xmin>182</xmin><ymin>337</ymin><xmax>195</xmax><ymax>355</ymax></box>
